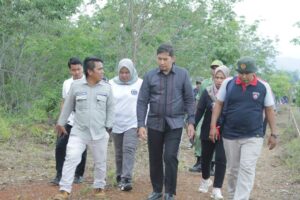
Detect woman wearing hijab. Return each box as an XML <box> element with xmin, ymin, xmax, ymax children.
<box><xmin>194</xmin><ymin>65</ymin><xmax>230</xmax><ymax>200</ymax></box>
<box><xmin>109</xmin><ymin>58</ymin><xmax>143</xmax><ymax>192</ymax></box>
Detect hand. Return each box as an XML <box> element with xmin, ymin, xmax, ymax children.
<box><xmin>187</xmin><ymin>124</ymin><xmax>195</xmax><ymax>139</ymax></box>
<box><xmin>209</xmin><ymin>126</ymin><xmax>217</xmax><ymax>143</ymax></box>
<box><xmin>268</xmin><ymin>134</ymin><xmax>277</xmax><ymax>150</ymax></box>
<box><xmin>55</xmin><ymin>125</ymin><xmax>67</xmax><ymax>137</ymax></box>
<box><xmin>137</xmin><ymin>127</ymin><xmax>147</xmax><ymax>140</ymax></box>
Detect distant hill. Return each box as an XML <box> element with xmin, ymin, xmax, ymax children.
<box><xmin>276</xmin><ymin>57</ymin><xmax>300</xmax><ymax>71</ymax></box>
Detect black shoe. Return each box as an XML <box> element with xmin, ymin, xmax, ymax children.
<box><xmin>164</xmin><ymin>193</ymin><xmax>174</xmax><ymax>200</ymax></box>
<box><xmin>147</xmin><ymin>192</ymin><xmax>163</xmax><ymax>200</ymax></box>
<box><xmin>189</xmin><ymin>156</ymin><xmax>202</xmax><ymax>172</ymax></box>
<box><xmin>116</xmin><ymin>175</ymin><xmax>122</xmax><ymax>187</ymax></box>
<box><xmin>73</xmin><ymin>176</ymin><xmax>84</xmax><ymax>184</ymax></box>
<box><xmin>50</xmin><ymin>176</ymin><xmax>61</xmax><ymax>185</ymax></box>
<box><xmin>120</xmin><ymin>178</ymin><xmax>133</xmax><ymax>191</ymax></box>
<box><xmin>189</xmin><ymin>163</ymin><xmax>202</xmax><ymax>172</ymax></box>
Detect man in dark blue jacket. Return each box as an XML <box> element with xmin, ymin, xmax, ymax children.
<box><xmin>137</xmin><ymin>44</ymin><xmax>195</xmax><ymax>200</ymax></box>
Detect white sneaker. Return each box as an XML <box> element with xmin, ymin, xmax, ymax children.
<box><xmin>211</xmin><ymin>188</ymin><xmax>224</xmax><ymax>200</ymax></box>
<box><xmin>198</xmin><ymin>178</ymin><xmax>212</xmax><ymax>193</ymax></box>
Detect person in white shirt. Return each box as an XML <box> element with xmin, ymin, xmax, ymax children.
<box><xmin>109</xmin><ymin>58</ymin><xmax>143</xmax><ymax>192</ymax></box>
<box><xmin>50</xmin><ymin>57</ymin><xmax>87</xmax><ymax>185</ymax></box>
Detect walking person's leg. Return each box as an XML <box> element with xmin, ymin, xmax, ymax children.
<box><xmin>59</xmin><ymin>135</ymin><xmax>87</xmax><ymax>193</ymax></box>
<box><xmin>211</xmin><ymin>139</ymin><xmax>226</xmax><ymax>199</ymax></box>
<box><xmin>189</xmin><ymin>127</ymin><xmax>202</xmax><ymax>172</ymax></box>
<box><xmin>198</xmin><ymin>140</ymin><xmax>214</xmax><ymax>193</ymax></box>
<box><xmin>53</xmin><ymin>124</ymin><xmax>72</xmax><ymax>184</ymax></box>
<box><xmin>233</xmin><ymin>137</ymin><xmax>263</xmax><ymax>200</ymax></box>
<box><xmin>163</xmin><ymin>127</ymin><xmax>182</xmax><ymax>196</ymax></box>
<box><xmin>147</xmin><ymin>128</ymin><xmax>164</xmax><ymax>198</ymax></box>
<box><xmin>111</xmin><ymin>132</ymin><xmax>124</xmax><ymax>184</ymax></box>
<box><xmin>121</xmin><ymin>128</ymin><xmax>139</xmax><ymax>190</ymax></box>
<box><xmin>90</xmin><ymin>136</ymin><xmax>110</xmax><ymax>190</ymax></box>
<box><xmin>74</xmin><ymin>148</ymin><xmax>87</xmax><ymax>183</ymax></box>
<box><xmin>223</xmin><ymin>138</ymin><xmax>241</xmax><ymax>200</ymax></box>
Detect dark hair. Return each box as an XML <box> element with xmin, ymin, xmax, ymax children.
<box><xmin>83</xmin><ymin>57</ymin><xmax>103</xmax><ymax>77</ymax></box>
<box><xmin>157</xmin><ymin>44</ymin><xmax>174</xmax><ymax>57</ymax></box>
<box><xmin>68</xmin><ymin>57</ymin><xmax>82</xmax><ymax>68</ymax></box>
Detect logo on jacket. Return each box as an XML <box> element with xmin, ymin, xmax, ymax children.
<box><xmin>131</xmin><ymin>89</ymin><xmax>138</xmax><ymax>95</ymax></box>
<box><xmin>252</xmin><ymin>92</ymin><xmax>260</xmax><ymax>100</ymax></box>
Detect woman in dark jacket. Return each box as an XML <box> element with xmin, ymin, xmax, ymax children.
<box><xmin>195</xmin><ymin>65</ymin><xmax>230</xmax><ymax>200</ymax></box>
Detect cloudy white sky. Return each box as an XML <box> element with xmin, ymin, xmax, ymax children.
<box><xmin>234</xmin><ymin>0</ymin><xmax>300</xmax><ymax>58</ymax></box>
<box><xmin>79</xmin><ymin>0</ymin><xmax>300</xmax><ymax>70</ymax></box>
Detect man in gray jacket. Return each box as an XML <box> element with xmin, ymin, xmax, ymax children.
<box><xmin>137</xmin><ymin>44</ymin><xmax>195</xmax><ymax>200</ymax></box>
<box><xmin>53</xmin><ymin>57</ymin><xmax>114</xmax><ymax>200</ymax></box>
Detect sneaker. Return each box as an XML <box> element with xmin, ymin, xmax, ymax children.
<box><xmin>116</xmin><ymin>175</ymin><xmax>122</xmax><ymax>187</ymax></box>
<box><xmin>211</xmin><ymin>188</ymin><xmax>224</xmax><ymax>200</ymax></box>
<box><xmin>198</xmin><ymin>178</ymin><xmax>212</xmax><ymax>193</ymax></box>
<box><xmin>147</xmin><ymin>192</ymin><xmax>163</xmax><ymax>200</ymax></box>
<box><xmin>189</xmin><ymin>157</ymin><xmax>202</xmax><ymax>173</ymax></box>
<box><xmin>53</xmin><ymin>190</ymin><xmax>70</xmax><ymax>200</ymax></box>
<box><xmin>120</xmin><ymin>178</ymin><xmax>133</xmax><ymax>191</ymax></box>
<box><xmin>50</xmin><ymin>176</ymin><xmax>61</xmax><ymax>186</ymax></box>
<box><xmin>73</xmin><ymin>176</ymin><xmax>84</xmax><ymax>184</ymax></box>
<box><xmin>94</xmin><ymin>188</ymin><xmax>105</xmax><ymax>197</ymax></box>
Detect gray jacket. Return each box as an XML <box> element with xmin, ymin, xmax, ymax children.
<box><xmin>58</xmin><ymin>78</ymin><xmax>114</xmax><ymax>140</ymax></box>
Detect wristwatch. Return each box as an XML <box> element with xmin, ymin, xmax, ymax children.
<box><xmin>270</xmin><ymin>133</ymin><xmax>278</xmax><ymax>139</ymax></box>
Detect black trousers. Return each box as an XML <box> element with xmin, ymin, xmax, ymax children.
<box><xmin>55</xmin><ymin>124</ymin><xmax>87</xmax><ymax>177</ymax></box>
<box><xmin>201</xmin><ymin>139</ymin><xmax>226</xmax><ymax>188</ymax></box>
<box><xmin>148</xmin><ymin>126</ymin><xmax>182</xmax><ymax>195</ymax></box>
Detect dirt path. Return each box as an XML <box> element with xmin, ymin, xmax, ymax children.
<box><xmin>0</xmin><ymin>105</ymin><xmax>299</xmax><ymax>200</ymax></box>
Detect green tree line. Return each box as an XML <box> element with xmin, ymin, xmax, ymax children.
<box><xmin>0</xmin><ymin>0</ymin><xmax>297</xmax><ymax>139</ymax></box>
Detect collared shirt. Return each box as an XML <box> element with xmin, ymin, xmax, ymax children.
<box><xmin>235</xmin><ymin>75</ymin><xmax>258</xmax><ymax>91</ymax></box>
<box><xmin>217</xmin><ymin>76</ymin><xmax>274</xmax><ymax>139</ymax></box>
<box><xmin>137</xmin><ymin>64</ymin><xmax>195</xmax><ymax>131</ymax></box>
<box><xmin>58</xmin><ymin>78</ymin><xmax>114</xmax><ymax>140</ymax></box>
<box><xmin>62</xmin><ymin>76</ymin><xmax>85</xmax><ymax>126</ymax></box>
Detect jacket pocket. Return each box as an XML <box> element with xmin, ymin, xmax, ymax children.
<box><xmin>76</xmin><ymin>95</ymin><xmax>88</xmax><ymax>110</ymax></box>
<box><xmin>96</xmin><ymin>95</ymin><xmax>107</xmax><ymax>110</ymax></box>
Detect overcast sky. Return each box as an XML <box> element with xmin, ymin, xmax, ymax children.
<box><xmin>234</xmin><ymin>0</ymin><xmax>300</xmax><ymax>58</ymax></box>
<box><xmin>80</xmin><ymin>0</ymin><xmax>300</xmax><ymax>61</ymax></box>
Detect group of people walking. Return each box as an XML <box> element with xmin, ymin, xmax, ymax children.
<box><xmin>51</xmin><ymin>44</ymin><xmax>278</xmax><ymax>200</ymax></box>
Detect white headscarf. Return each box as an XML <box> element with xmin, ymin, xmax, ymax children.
<box><xmin>113</xmin><ymin>58</ymin><xmax>138</xmax><ymax>85</ymax></box>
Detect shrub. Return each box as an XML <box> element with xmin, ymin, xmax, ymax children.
<box><xmin>284</xmin><ymin>138</ymin><xmax>300</xmax><ymax>174</ymax></box>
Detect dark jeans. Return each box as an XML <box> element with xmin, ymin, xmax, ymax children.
<box><xmin>148</xmin><ymin>125</ymin><xmax>182</xmax><ymax>195</ymax></box>
<box><xmin>55</xmin><ymin>124</ymin><xmax>87</xmax><ymax>178</ymax></box>
<box><xmin>201</xmin><ymin>139</ymin><xmax>226</xmax><ymax>188</ymax></box>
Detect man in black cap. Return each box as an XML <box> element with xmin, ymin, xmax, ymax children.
<box><xmin>209</xmin><ymin>56</ymin><xmax>278</xmax><ymax>200</ymax></box>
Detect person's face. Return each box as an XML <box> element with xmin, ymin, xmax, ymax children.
<box><xmin>88</xmin><ymin>62</ymin><xmax>104</xmax><ymax>82</ymax></box>
<box><xmin>69</xmin><ymin>64</ymin><xmax>83</xmax><ymax>80</ymax></box>
<box><xmin>238</xmin><ymin>72</ymin><xmax>255</xmax><ymax>84</ymax></box>
<box><xmin>157</xmin><ymin>52</ymin><xmax>174</xmax><ymax>73</ymax></box>
<box><xmin>119</xmin><ymin>67</ymin><xmax>131</xmax><ymax>82</ymax></box>
<box><xmin>214</xmin><ymin>71</ymin><xmax>226</xmax><ymax>89</ymax></box>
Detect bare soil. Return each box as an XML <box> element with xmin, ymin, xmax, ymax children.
<box><xmin>0</xmin><ymin>105</ymin><xmax>299</xmax><ymax>200</ymax></box>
